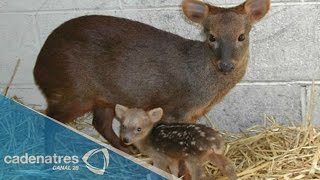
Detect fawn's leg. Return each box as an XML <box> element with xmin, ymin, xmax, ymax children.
<box><xmin>178</xmin><ymin>160</ymin><xmax>192</xmax><ymax>180</ymax></box>
<box><xmin>209</xmin><ymin>153</ymin><xmax>237</xmax><ymax>180</ymax></box>
<box><xmin>185</xmin><ymin>159</ymin><xmax>206</xmax><ymax>180</ymax></box>
<box><xmin>168</xmin><ymin>159</ymin><xmax>180</xmax><ymax>177</ymax></box>
<box><xmin>153</xmin><ymin>158</ymin><xmax>169</xmax><ymax>173</ymax></box>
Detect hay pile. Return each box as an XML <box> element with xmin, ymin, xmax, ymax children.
<box><xmin>206</xmin><ymin>116</ymin><xmax>320</xmax><ymax>179</ymax></box>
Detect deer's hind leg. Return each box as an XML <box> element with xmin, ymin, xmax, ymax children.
<box><xmin>209</xmin><ymin>153</ymin><xmax>237</xmax><ymax>180</ymax></box>
<box><xmin>185</xmin><ymin>157</ymin><xmax>206</xmax><ymax>180</ymax></box>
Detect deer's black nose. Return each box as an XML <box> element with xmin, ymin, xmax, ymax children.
<box><xmin>218</xmin><ymin>61</ymin><xmax>234</xmax><ymax>73</ymax></box>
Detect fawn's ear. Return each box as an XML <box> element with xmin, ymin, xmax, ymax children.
<box><xmin>115</xmin><ymin>104</ymin><xmax>128</xmax><ymax>120</ymax></box>
<box><xmin>244</xmin><ymin>0</ymin><xmax>270</xmax><ymax>24</ymax></box>
<box><xmin>148</xmin><ymin>108</ymin><xmax>163</xmax><ymax>123</ymax></box>
<box><xmin>182</xmin><ymin>0</ymin><xmax>209</xmax><ymax>24</ymax></box>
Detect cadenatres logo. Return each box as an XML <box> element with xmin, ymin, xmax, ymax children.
<box><xmin>3</xmin><ymin>148</ymin><xmax>110</xmax><ymax>175</ymax></box>
<box><xmin>82</xmin><ymin>148</ymin><xmax>109</xmax><ymax>175</ymax></box>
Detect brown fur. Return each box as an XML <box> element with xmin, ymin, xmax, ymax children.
<box><xmin>115</xmin><ymin>105</ymin><xmax>237</xmax><ymax>180</ymax></box>
<box><xmin>33</xmin><ymin>0</ymin><xmax>270</xmax><ymax>153</ymax></box>
<box><xmin>179</xmin><ymin>160</ymin><xmax>192</xmax><ymax>180</ymax></box>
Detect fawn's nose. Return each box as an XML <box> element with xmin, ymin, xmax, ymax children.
<box><xmin>218</xmin><ymin>61</ymin><xmax>235</xmax><ymax>74</ymax></box>
<box><xmin>122</xmin><ymin>137</ymin><xmax>129</xmax><ymax>144</ymax></box>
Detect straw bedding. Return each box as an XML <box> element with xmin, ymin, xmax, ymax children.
<box><xmin>207</xmin><ymin>116</ymin><xmax>320</xmax><ymax>179</ymax></box>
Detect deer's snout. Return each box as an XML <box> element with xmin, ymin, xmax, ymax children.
<box><xmin>218</xmin><ymin>61</ymin><xmax>235</xmax><ymax>74</ymax></box>
<box><xmin>121</xmin><ymin>136</ymin><xmax>131</xmax><ymax>145</ymax></box>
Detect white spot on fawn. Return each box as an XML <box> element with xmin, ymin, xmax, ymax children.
<box><xmin>214</xmin><ymin>43</ymin><xmax>220</xmax><ymax>49</ymax></box>
<box><xmin>191</xmin><ymin>141</ymin><xmax>196</xmax><ymax>145</ymax></box>
<box><xmin>179</xmin><ymin>141</ymin><xmax>184</xmax><ymax>145</ymax></box>
<box><xmin>200</xmin><ymin>132</ymin><xmax>205</xmax><ymax>137</ymax></box>
<box><xmin>207</xmin><ymin>137</ymin><xmax>215</xmax><ymax>141</ymax></box>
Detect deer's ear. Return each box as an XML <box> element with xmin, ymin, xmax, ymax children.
<box><xmin>245</xmin><ymin>0</ymin><xmax>270</xmax><ymax>24</ymax></box>
<box><xmin>148</xmin><ymin>108</ymin><xmax>163</xmax><ymax>123</ymax></box>
<box><xmin>115</xmin><ymin>104</ymin><xmax>128</xmax><ymax>120</ymax></box>
<box><xmin>182</xmin><ymin>0</ymin><xmax>209</xmax><ymax>24</ymax></box>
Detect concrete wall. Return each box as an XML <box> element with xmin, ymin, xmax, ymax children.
<box><xmin>0</xmin><ymin>0</ymin><xmax>319</xmax><ymax>131</ymax></box>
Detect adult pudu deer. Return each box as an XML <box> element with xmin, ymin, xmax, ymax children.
<box><xmin>33</xmin><ymin>0</ymin><xmax>270</xmax><ymax>153</ymax></box>
<box><xmin>115</xmin><ymin>104</ymin><xmax>237</xmax><ymax>180</ymax></box>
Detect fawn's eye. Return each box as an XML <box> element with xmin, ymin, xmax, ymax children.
<box><xmin>238</xmin><ymin>34</ymin><xmax>245</xmax><ymax>41</ymax></box>
<box><xmin>209</xmin><ymin>34</ymin><xmax>216</xmax><ymax>42</ymax></box>
<box><xmin>137</xmin><ymin>127</ymin><xmax>141</xmax><ymax>132</ymax></box>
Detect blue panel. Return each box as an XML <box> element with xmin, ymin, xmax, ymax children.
<box><xmin>0</xmin><ymin>95</ymin><xmax>167</xmax><ymax>180</ymax></box>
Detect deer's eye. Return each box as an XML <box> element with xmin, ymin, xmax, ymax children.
<box><xmin>209</xmin><ymin>35</ymin><xmax>216</xmax><ymax>42</ymax></box>
<box><xmin>137</xmin><ymin>127</ymin><xmax>142</xmax><ymax>132</ymax></box>
<box><xmin>238</xmin><ymin>34</ymin><xmax>245</xmax><ymax>41</ymax></box>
